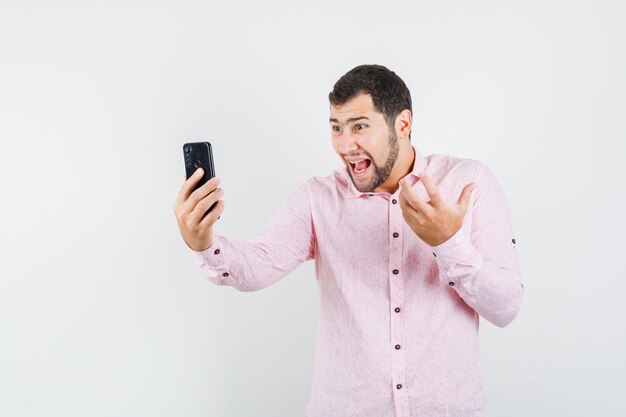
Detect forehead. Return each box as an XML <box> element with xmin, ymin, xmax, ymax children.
<box><xmin>329</xmin><ymin>93</ymin><xmax>383</xmax><ymax>122</ymax></box>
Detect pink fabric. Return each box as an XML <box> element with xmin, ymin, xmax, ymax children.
<box><xmin>194</xmin><ymin>148</ymin><xmax>523</xmax><ymax>417</ymax></box>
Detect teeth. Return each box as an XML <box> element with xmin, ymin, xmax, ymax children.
<box><xmin>347</xmin><ymin>158</ymin><xmax>368</xmax><ymax>174</ymax></box>
<box><xmin>346</xmin><ymin>158</ymin><xmax>368</xmax><ymax>174</ymax></box>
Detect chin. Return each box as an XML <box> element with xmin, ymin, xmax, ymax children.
<box><xmin>348</xmin><ymin>170</ymin><xmax>376</xmax><ymax>193</ymax></box>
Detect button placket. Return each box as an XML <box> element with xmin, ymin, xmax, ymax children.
<box><xmin>389</xmin><ymin>193</ymin><xmax>408</xmax><ymax>413</ymax></box>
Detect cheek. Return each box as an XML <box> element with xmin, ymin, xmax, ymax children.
<box><xmin>330</xmin><ymin>136</ymin><xmax>342</xmax><ymax>154</ymax></box>
<box><xmin>353</xmin><ymin>134</ymin><xmax>374</xmax><ymax>153</ymax></box>
<box><xmin>368</xmin><ymin>139</ymin><xmax>388</xmax><ymax>163</ymax></box>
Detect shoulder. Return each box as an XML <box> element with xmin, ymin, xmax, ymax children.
<box><xmin>296</xmin><ymin>168</ymin><xmax>351</xmax><ymax>197</ymax></box>
<box><xmin>424</xmin><ymin>154</ymin><xmax>502</xmax><ymax>205</ymax></box>
<box><xmin>427</xmin><ymin>153</ymin><xmax>491</xmax><ymax>178</ymax></box>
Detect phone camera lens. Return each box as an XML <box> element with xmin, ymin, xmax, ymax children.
<box><xmin>186</xmin><ymin>162</ymin><xmax>192</xmax><ymax>168</ymax></box>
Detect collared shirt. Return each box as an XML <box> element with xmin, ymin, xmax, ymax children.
<box><xmin>193</xmin><ymin>148</ymin><xmax>524</xmax><ymax>417</ymax></box>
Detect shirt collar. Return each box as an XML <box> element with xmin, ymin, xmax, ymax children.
<box><xmin>341</xmin><ymin>146</ymin><xmax>429</xmax><ymax>199</ymax></box>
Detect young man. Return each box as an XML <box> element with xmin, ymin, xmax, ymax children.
<box><xmin>173</xmin><ymin>65</ymin><xmax>524</xmax><ymax>417</ymax></box>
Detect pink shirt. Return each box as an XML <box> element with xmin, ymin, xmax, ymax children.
<box><xmin>194</xmin><ymin>148</ymin><xmax>524</xmax><ymax>417</ymax></box>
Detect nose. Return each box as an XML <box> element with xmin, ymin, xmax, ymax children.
<box><xmin>335</xmin><ymin>131</ymin><xmax>360</xmax><ymax>155</ymax></box>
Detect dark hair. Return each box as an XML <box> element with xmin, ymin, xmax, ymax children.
<box><xmin>328</xmin><ymin>64</ymin><xmax>412</xmax><ymax>134</ymax></box>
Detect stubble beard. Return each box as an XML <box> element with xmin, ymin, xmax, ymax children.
<box><xmin>350</xmin><ymin>129</ymin><xmax>400</xmax><ymax>193</ymax></box>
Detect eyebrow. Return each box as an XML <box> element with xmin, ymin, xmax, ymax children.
<box><xmin>329</xmin><ymin>116</ymin><xmax>369</xmax><ymax>125</ymax></box>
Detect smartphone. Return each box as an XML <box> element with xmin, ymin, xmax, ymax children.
<box><xmin>183</xmin><ymin>141</ymin><xmax>218</xmax><ymax>215</ymax></box>
<box><xmin>183</xmin><ymin>141</ymin><xmax>215</xmax><ymax>189</ymax></box>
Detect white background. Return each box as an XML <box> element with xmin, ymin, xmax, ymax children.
<box><xmin>1</xmin><ymin>0</ymin><xmax>625</xmax><ymax>416</ymax></box>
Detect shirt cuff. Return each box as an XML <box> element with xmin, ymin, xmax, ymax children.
<box><xmin>431</xmin><ymin>228</ymin><xmax>476</xmax><ymax>265</ymax></box>
<box><xmin>193</xmin><ymin>235</ymin><xmax>232</xmax><ymax>283</ymax></box>
<box><xmin>431</xmin><ymin>228</ymin><xmax>486</xmax><ymax>292</ymax></box>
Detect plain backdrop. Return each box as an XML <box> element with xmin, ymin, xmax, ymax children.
<box><xmin>1</xmin><ymin>0</ymin><xmax>625</xmax><ymax>416</ymax></box>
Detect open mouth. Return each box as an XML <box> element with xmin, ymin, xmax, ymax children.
<box><xmin>348</xmin><ymin>158</ymin><xmax>372</xmax><ymax>175</ymax></box>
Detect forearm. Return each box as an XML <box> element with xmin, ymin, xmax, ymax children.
<box><xmin>192</xmin><ymin>182</ymin><xmax>316</xmax><ymax>291</ymax></box>
<box><xmin>433</xmin><ymin>226</ymin><xmax>523</xmax><ymax>327</ymax></box>
<box><xmin>194</xmin><ymin>234</ymin><xmax>310</xmax><ymax>292</ymax></box>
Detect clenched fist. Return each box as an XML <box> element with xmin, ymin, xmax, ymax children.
<box><xmin>173</xmin><ymin>168</ymin><xmax>225</xmax><ymax>251</ymax></box>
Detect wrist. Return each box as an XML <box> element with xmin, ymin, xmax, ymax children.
<box><xmin>186</xmin><ymin>237</ymin><xmax>214</xmax><ymax>252</ymax></box>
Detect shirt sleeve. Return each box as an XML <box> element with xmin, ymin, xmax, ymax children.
<box><xmin>191</xmin><ymin>181</ymin><xmax>316</xmax><ymax>292</ymax></box>
<box><xmin>431</xmin><ymin>164</ymin><xmax>524</xmax><ymax>327</ymax></box>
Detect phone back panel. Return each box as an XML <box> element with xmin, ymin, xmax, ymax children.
<box><xmin>183</xmin><ymin>142</ymin><xmax>215</xmax><ymax>189</ymax></box>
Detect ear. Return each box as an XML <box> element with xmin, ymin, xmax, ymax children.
<box><xmin>395</xmin><ymin>109</ymin><xmax>413</xmax><ymax>141</ymax></box>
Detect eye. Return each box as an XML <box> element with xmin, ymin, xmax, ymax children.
<box><xmin>332</xmin><ymin>125</ymin><xmax>342</xmax><ymax>132</ymax></box>
<box><xmin>353</xmin><ymin>123</ymin><xmax>367</xmax><ymax>132</ymax></box>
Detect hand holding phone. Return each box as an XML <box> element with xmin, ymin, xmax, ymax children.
<box><xmin>173</xmin><ymin>142</ymin><xmax>225</xmax><ymax>251</ymax></box>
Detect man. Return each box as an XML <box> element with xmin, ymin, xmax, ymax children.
<box><xmin>173</xmin><ymin>64</ymin><xmax>524</xmax><ymax>417</ymax></box>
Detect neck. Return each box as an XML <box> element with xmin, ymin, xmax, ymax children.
<box><xmin>373</xmin><ymin>143</ymin><xmax>415</xmax><ymax>194</ymax></box>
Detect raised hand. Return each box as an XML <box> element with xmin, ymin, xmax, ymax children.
<box><xmin>398</xmin><ymin>173</ymin><xmax>477</xmax><ymax>247</ymax></box>
<box><xmin>173</xmin><ymin>168</ymin><xmax>225</xmax><ymax>251</ymax></box>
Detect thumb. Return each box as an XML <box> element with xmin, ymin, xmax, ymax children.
<box><xmin>457</xmin><ymin>183</ymin><xmax>477</xmax><ymax>213</ymax></box>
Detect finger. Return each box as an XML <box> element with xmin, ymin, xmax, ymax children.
<box><xmin>398</xmin><ymin>186</ymin><xmax>417</xmax><ymax>213</ymax></box>
<box><xmin>399</xmin><ymin>178</ymin><xmax>429</xmax><ymax>212</ymax></box>
<box><xmin>189</xmin><ymin>187</ymin><xmax>224</xmax><ymax>223</ymax></box>
<box><xmin>456</xmin><ymin>183</ymin><xmax>478</xmax><ymax>214</ymax></box>
<box><xmin>398</xmin><ymin>178</ymin><xmax>417</xmax><ymax>209</ymax></box>
<box><xmin>176</xmin><ymin>168</ymin><xmax>205</xmax><ymax>207</ymax></box>
<box><xmin>185</xmin><ymin>176</ymin><xmax>221</xmax><ymax>214</ymax></box>
<box><xmin>200</xmin><ymin>199</ymin><xmax>226</xmax><ymax>228</ymax></box>
<box><xmin>419</xmin><ymin>172</ymin><xmax>443</xmax><ymax>207</ymax></box>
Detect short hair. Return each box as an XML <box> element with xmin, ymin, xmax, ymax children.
<box><xmin>329</xmin><ymin>64</ymin><xmax>412</xmax><ymax>132</ymax></box>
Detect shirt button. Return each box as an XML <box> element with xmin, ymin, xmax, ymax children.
<box><xmin>368</xmin><ymin>193</ymin><xmax>374</xmax><ymax>196</ymax></box>
<box><xmin>392</xmin><ymin>199</ymin><xmax>398</xmax><ymax>204</ymax></box>
<box><xmin>512</xmin><ymin>238</ymin><xmax>516</xmax><ymax>244</ymax></box>
<box><xmin>393</xmin><ymin>232</ymin><xmax>399</xmax><ymax>238</ymax></box>
<box><xmin>222</xmin><ymin>272</ymin><xmax>230</xmax><ymax>278</ymax></box>
<box><xmin>448</xmin><ymin>281</ymin><xmax>454</xmax><ymax>286</ymax></box>
<box><xmin>214</xmin><ymin>249</ymin><xmax>221</xmax><ymax>255</ymax></box>
<box><xmin>392</xmin><ymin>269</ymin><xmax>399</xmax><ymax>275</ymax></box>
<box><xmin>396</xmin><ymin>384</ymin><xmax>402</xmax><ymax>390</ymax></box>
<box><xmin>395</xmin><ymin>344</ymin><xmax>401</xmax><ymax>350</ymax></box>
<box><xmin>432</xmin><ymin>252</ymin><xmax>437</xmax><ymax>257</ymax></box>
<box><xmin>394</xmin><ymin>307</ymin><xmax>401</xmax><ymax>313</ymax></box>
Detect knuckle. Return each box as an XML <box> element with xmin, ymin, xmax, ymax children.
<box><xmin>182</xmin><ymin>180</ymin><xmax>193</xmax><ymax>192</ymax></box>
<box><xmin>188</xmin><ymin>193</ymin><xmax>199</xmax><ymax>206</ymax></box>
<box><xmin>183</xmin><ymin>218</ymin><xmax>195</xmax><ymax>231</ymax></box>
